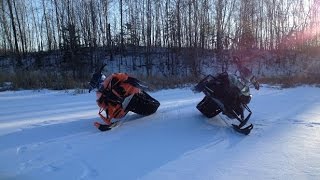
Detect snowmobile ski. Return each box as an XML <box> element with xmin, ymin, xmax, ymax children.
<box><xmin>94</xmin><ymin>121</ymin><xmax>120</xmax><ymax>132</ymax></box>
<box><xmin>232</xmin><ymin>123</ymin><xmax>253</xmax><ymax>135</ymax></box>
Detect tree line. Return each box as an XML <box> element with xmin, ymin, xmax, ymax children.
<box><xmin>1</xmin><ymin>0</ymin><xmax>320</xmax><ymax>89</ymax></box>
<box><xmin>1</xmin><ymin>0</ymin><xmax>320</xmax><ymax>52</ymax></box>
<box><xmin>1</xmin><ymin>0</ymin><xmax>320</xmax><ymax>64</ymax></box>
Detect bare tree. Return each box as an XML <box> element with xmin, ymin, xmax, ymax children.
<box><xmin>42</xmin><ymin>0</ymin><xmax>52</xmax><ymax>51</ymax></box>
<box><xmin>0</xmin><ymin>0</ymin><xmax>319</xmax><ymax>71</ymax></box>
<box><xmin>6</xmin><ymin>0</ymin><xmax>22</xmax><ymax>65</ymax></box>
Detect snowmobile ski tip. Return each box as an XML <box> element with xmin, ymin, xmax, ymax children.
<box><xmin>232</xmin><ymin>124</ymin><xmax>253</xmax><ymax>135</ymax></box>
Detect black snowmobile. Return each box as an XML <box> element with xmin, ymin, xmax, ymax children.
<box><xmin>193</xmin><ymin>57</ymin><xmax>260</xmax><ymax>135</ymax></box>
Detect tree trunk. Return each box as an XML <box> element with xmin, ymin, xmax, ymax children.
<box><xmin>6</xmin><ymin>0</ymin><xmax>22</xmax><ymax>65</ymax></box>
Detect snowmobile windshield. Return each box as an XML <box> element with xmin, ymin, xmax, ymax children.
<box><xmin>228</xmin><ymin>74</ymin><xmax>250</xmax><ymax>96</ymax></box>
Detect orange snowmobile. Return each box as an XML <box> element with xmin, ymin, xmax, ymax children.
<box><xmin>88</xmin><ymin>64</ymin><xmax>160</xmax><ymax>131</ymax></box>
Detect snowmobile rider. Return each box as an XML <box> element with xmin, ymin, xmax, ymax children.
<box><xmin>216</xmin><ymin>56</ymin><xmax>260</xmax><ymax>109</ymax></box>
<box><xmin>94</xmin><ymin>72</ymin><xmax>140</xmax><ymax>127</ymax></box>
<box><xmin>233</xmin><ymin>56</ymin><xmax>260</xmax><ymax>91</ymax></box>
<box><xmin>95</xmin><ymin>73</ymin><xmax>138</xmax><ymax>126</ymax></box>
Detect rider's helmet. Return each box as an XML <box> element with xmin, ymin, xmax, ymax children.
<box><xmin>89</xmin><ymin>64</ymin><xmax>108</xmax><ymax>93</ymax></box>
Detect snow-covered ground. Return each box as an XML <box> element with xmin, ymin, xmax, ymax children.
<box><xmin>1</xmin><ymin>86</ymin><xmax>320</xmax><ymax>180</ymax></box>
